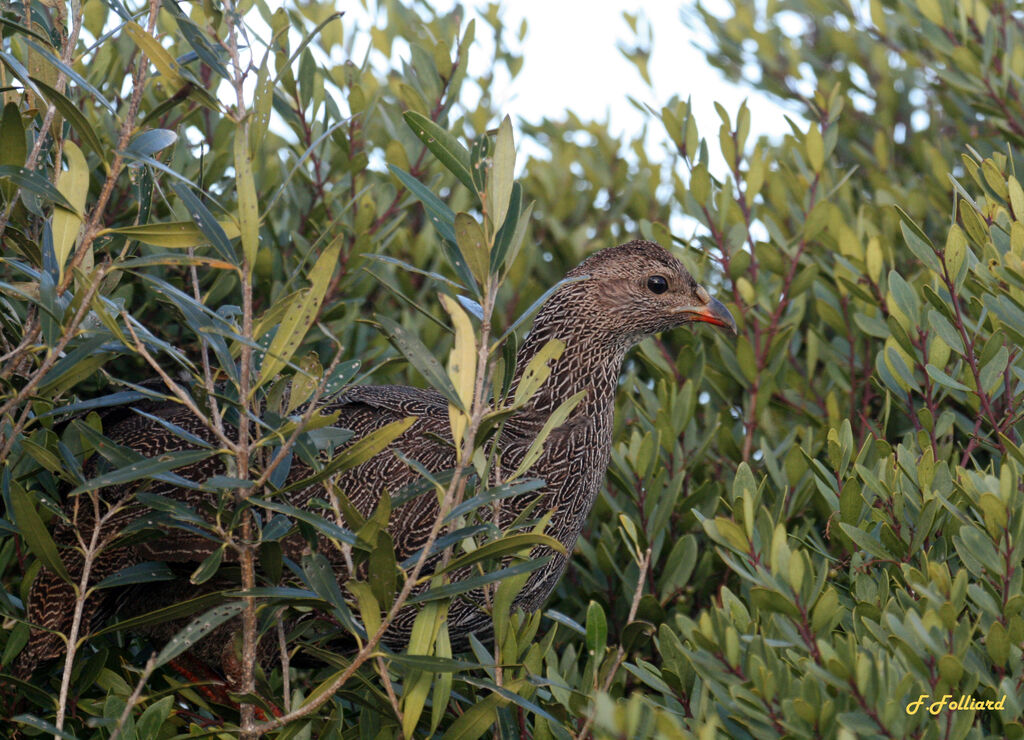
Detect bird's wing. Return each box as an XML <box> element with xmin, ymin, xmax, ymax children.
<box><xmin>94</xmin><ymin>385</ymin><xmax>458</xmax><ymax>563</ymax></box>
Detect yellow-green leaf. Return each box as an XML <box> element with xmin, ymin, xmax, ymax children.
<box><xmin>806</xmin><ymin>124</ymin><xmax>825</xmax><ymax>173</ymax></box>
<box><xmin>512</xmin><ymin>338</ymin><xmax>564</xmax><ymax>407</ymax></box>
<box><xmin>125</xmin><ymin>21</ymin><xmax>187</xmax><ymax>92</ymax></box>
<box><xmin>124</xmin><ymin>21</ymin><xmax>187</xmax><ymax>92</ymax></box>
<box><xmin>439</xmin><ymin>293</ymin><xmax>476</xmax><ymax>456</ymax></box>
<box><xmin>235</xmin><ymin>123</ymin><xmax>260</xmax><ymax>269</ymax></box>
<box><xmin>511</xmin><ymin>389</ymin><xmax>585</xmax><ymax>479</ymax></box>
<box><xmin>488</xmin><ymin>115</ymin><xmax>515</xmax><ymax>232</ymax></box>
<box><xmin>256</xmin><ymin>237</ymin><xmax>341</xmax><ymax>387</ymax></box>
<box><xmin>52</xmin><ymin>141</ymin><xmax>89</xmax><ymax>283</ymax></box>
<box><xmin>101</xmin><ymin>220</ymin><xmax>241</xmax><ymax>249</ymax></box>
<box><xmin>454</xmin><ymin>212</ymin><xmax>489</xmax><ymax>286</ymax></box>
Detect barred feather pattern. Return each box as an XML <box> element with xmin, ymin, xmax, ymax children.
<box><xmin>14</xmin><ymin>239</ymin><xmax>728</xmax><ymax>678</ymax></box>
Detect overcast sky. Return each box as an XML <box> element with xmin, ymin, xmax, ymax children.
<box><xmin>491</xmin><ymin>1</ymin><xmax>797</xmax><ymax>147</ymax></box>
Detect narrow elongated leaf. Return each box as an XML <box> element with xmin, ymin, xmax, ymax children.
<box><xmin>52</xmin><ymin>142</ymin><xmax>89</xmax><ymax>283</ymax></box>
<box><xmin>513</xmin><ymin>338</ymin><xmax>565</xmax><ymax>407</ymax></box>
<box><xmin>492</xmin><ymin>276</ymin><xmax>586</xmax><ymax>349</ymax></box>
<box><xmin>376</xmin><ymin>314</ymin><xmax>464</xmax><ymax>410</ymax></box>
<box><xmin>92</xmin><ymin>591</ymin><xmax>228</xmax><ymax>637</ymax></box>
<box><xmin>101</xmin><ymin>220</ymin><xmax>241</xmax><ymax>249</ymax></box>
<box><xmin>403</xmin><ymin>111</ymin><xmax>475</xmax><ymax>194</ymax></box>
<box><xmin>125</xmin><ymin>129</ymin><xmax>177</xmax><ymax>157</ymax></box>
<box><xmin>10</xmin><ymin>482</ymin><xmax>71</xmax><ymax>583</ymax></box>
<box><xmin>454</xmin><ymin>212</ymin><xmax>489</xmax><ymax>285</ymax></box>
<box><xmin>153</xmin><ymin>602</ymin><xmax>246</xmax><ymax>668</ymax></box>
<box><xmin>387</xmin><ymin>164</ymin><xmax>457</xmax><ymax>244</ymax></box>
<box><xmin>11</xmin><ymin>715</ymin><xmax>79</xmax><ymax>740</ymax></box>
<box><xmin>68</xmin><ymin>449</ymin><xmax>215</xmax><ymax>495</ymax></box>
<box><xmin>94</xmin><ymin>562</ymin><xmax>174</xmax><ymax>590</ymax></box>
<box><xmin>585</xmin><ymin>600</ymin><xmax>607</xmax><ymax>656</ymax></box>
<box><xmin>257</xmin><ymin>236</ymin><xmax>340</xmax><ymax>386</ymax></box>
<box><xmin>488</xmin><ymin>115</ymin><xmax>515</xmax><ymax>230</ymax></box>
<box><xmin>439</xmin><ymin>293</ymin><xmax>476</xmax><ymax>454</ymax></box>
<box><xmin>28</xmin><ymin>76</ymin><xmax>105</xmax><ymax>159</ymax></box>
<box><xmin>511</xmin><ymin>389</ymin><xmax>587</xmax><ymax>478</ymax></box>
<box><xmin>0</xmin><ymin>165</ymin><xmax>77</xmax><ymax>212</ymax></box>
<box><xmin>124</xmin><ymin>21</ymin><xmax>187</xmax><ymax>90</ymax></box>
<box><xmin>434</xmin><ymin>533</ymin><xmax>565</xmax><ymax>578</ymax></box>
<box><xmin>490</xmin><ymin>183</ymin><xmax>524</xmax><ymax>272</ymax></box>
<box><xmin>272</xmin><ymin>416</ymin><xmax>416</xmax><ymax>500</ymax></box>
<box><xmin>445</xmin><ymin>478</ymin><xmax>545</xmax><ymax>522</ymax></box>
<box><xmin>441</xmin><ymin>694</ymin><xmax>501</xmax><ymax>740</ymax></box>
<box><xmin>171</xmin><ymin>183</ymin><xmax>237</xmax><ymax>264</ymax></box>
<box><xmin>407</xmin><ymin>556</ymin><xmax>551</xmax><ymax>604</ymax></box>
<box><xmin>250</xmin><ymin>498</ymin><xmax>356</xmax><ymax>546</ymax></box>
<box><xmin>302</xmin><ymin>553</ymin><xmax>358</xmax><ymax>632</ymax></box>
<box><xmin>235</xmin><ymin>123</ymin><xmax>260</xmax><ymax>267</ymax></box>
<box><xmin>22</xmin><ymin>40</ymin><xmax>115</xmax><ymax>112</ymax></box>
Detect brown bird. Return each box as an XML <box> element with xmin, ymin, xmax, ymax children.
<box><xmin>13</xmin><ymin>239</ymin><xmax>735</xmax><ymax>681</ymax></box>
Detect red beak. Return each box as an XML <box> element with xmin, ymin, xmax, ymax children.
<box><xmin>681</xmin><ymin>297</ymin><xmax>737</xmax><ymax>335</ymax></box>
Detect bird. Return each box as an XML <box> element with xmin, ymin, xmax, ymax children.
<box><xmin>12</xmin><ymin>239</ymin><xmax>736</xmax><ymax>683</ymax></box>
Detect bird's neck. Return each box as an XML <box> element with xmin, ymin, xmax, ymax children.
<box><xmin>508</xmin><ymin>311</ymin><xmax>628</xmax><ymax>426</ymax></box>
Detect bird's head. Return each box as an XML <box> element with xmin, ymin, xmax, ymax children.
<box><xmin>559</xmin><ymin>240</ymin><xmax>737</xmax><ymax>344</ymax></box>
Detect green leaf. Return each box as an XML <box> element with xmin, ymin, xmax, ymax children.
<box><xmin>439</xmin><ymin>292</ymin><xmax>476</xmax><ymax>453</ymax></box>
<box><xmin>152</xmin><ymin>602</ymin><xmax>246</xmax><ymax>668</ymax></box>
<box><xmin>271</xmin><ymin>415</ymin><xmax>416</xmax><ymax>500</ymax></box>
<box><xmin>235</xmin><ymin>122</ymin><xmax>260</xmax><ymax>268</ymax></box>
<box><xmin>68</xmin><ymin>449</ymin><xmax>215</xmax><ymax>496</ymax></box>
<box><xmin>27</xmin><ymin>77</ymin><xmax>104</xmax><ymax>161</ymax></box>
<box><xmin>838</xmin><ymin>522</ymin><xmax>897</xmax><ymax>561</ymax></box>
<box><xmin>512</xmin><ymin>338</ymin><xmax>565</xmax><ymax>407</ymax></box>
<box><xmin>171</xmin><ymin>182</ymin><xmax>237</xmax><ymax>265</ymax></box>
<box><xmin>256</xmin><ymin>236</ymin><xmax>340</xmax><ymax>386</ymax></box>
<box><xmin>101</xmin><ymin>220</ymin><xmax>241</xmax><ymax>249</ymax></box>
<box><xmin>585</xmin><ymin>600</ymin><xmax>607</xmax><ymax>656</ymax></box>
<box><xmin>52</xmin><ymin>141</ymin><xmax>89</xmax><ymax>284</ymax></box>
<box><xmin>11</xmin><ymin>714</ymin><xmax>79</xmax><ymax>740</ymax></box>
<box><xmin>488</xmin><ymin>115</ymin><xmax>515</xmax><ymax>230</ymax></box>
<box><xmin>303</xmin><ymin>553</ymin><xmax>358</xmax><ymax>632</ymax></box>
<box><xmin>250</xmin><ymin>498</ymin><xmax>356</xmax><ymax>546</ymax></box>
<box><xmin>805</xmin><ymin>124</ymin><xmax>824</xmax><ymax>172</ymax></box>
<box><xmin>21</xmin><ymin>40</ymin><xmax>116</xmax><ymax>112</ymax></box>
<box><xmin>376</xmin><ymin>314</ymin><xmax>464</xmax><ymax>410</ymax></box>
<box><xmin>124</xmin><ymin>21</ymin><xmax>187</xmax><ymax>90</ymax></box>
<box><xmin>0</xmin><ymin>165</ymin><xmax>77</xmax><ymax>212</ymax></box>
<box><xmin>92</xmin><ymin>590</ymin><xmax>229</xmax><ymax>637</ymax></box>
<box><xmin>407</xmin><ymin>555</ymin><xmax>551</xmax><ymax>604</ymax></box>
<box><xmin>441</xmin><ymin>693</ymin><xmax>501</xmax><ymax>740</ymax></box>
<box><xmin>925</xmin><ymin>363</ymin><xmax>971</xmax><ymax>392</ymax></box>
<box><xmin>190</xmin><ymin>545</ymin><xmax>225</xmax><ymax>585</ymax></box>
<box><xmin>435</xmin><ymin>533</ymin><xmax>565</xmax><ymax>577</ymax></box>
<box><xmin>136</xmin><ymin>696</ymin><xmax>174</xmax><ymax>739</ymax></box>
<box><xmin>388</xmin><ymin>163</ymin><xmax>457</xmax><ymax>246</ymax></box>
<box><xmin>403</xmin><ymin>111</ymin><xmax>475</xmax><ymax>194</ymax></box>
<box><xmin>94</xmin><ymin>562</ymin><xmax>175</xmax><ymax>590</ymax></box>
<box><xmin>454</xmin><ymin>212</ymin><xmax>489</xmax><ymax>285</ymax></box>
<box><xmin>511</xmin><ymin>389</ymin><xmax>586</xmax><ymax>478</ymax></box>
<box><xmin>10</xmin><ymin>481</ymin><xmax>71</xmax><ymax>583</ymax></box>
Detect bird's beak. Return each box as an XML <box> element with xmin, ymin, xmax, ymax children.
<box><xmin>676</xmin><ymin>296</ymin><xmax>737</xmax><ymax>335</ymax></box>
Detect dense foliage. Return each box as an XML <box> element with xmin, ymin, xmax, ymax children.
<box><xmin>0</xmin><ymin>0</ymin><xmax>1021</xmax><ymax>738</ymax></box>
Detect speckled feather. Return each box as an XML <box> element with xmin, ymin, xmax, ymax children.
<box><xmin>14</xmin><ymin>240</ymin><xmax>733</xmax><ymax>678</ymax></box>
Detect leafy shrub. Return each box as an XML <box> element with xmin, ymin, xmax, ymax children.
<box><xmin>0</xmin><ymin>1</ymin><xmax>1020</xmax><ymax>739</ymax></box>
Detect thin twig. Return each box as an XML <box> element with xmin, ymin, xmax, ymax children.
<box><xmin>575</xmin><ymin>547</ymin><xmax>653</xmax><ymax>740</ymax></box>
<box><xmin>107</xmin><ymin>654</ymin><xmax>159</xmax><ymax>740</ymax></box>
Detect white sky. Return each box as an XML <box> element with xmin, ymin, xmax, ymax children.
<box><xmin>491</xmin><ymin>1</ymin><xmax>797</xmax><ymax>149</ymax></box>
<box><xmin>344</xmin><ymin>1</ymin><xmax>800</xmax><ymax>173</ymax></box>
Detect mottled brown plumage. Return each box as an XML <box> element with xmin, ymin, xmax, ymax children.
<box><xmin>14</xmin><ymin>239</ymin><xmax>735</xmax><ymax>679</ymax></box>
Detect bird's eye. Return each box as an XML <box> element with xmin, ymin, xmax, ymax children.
<box><xmin>647</xmin><ymin>275</ymin><xmax>669</xmax><ymax>294</ymax></box>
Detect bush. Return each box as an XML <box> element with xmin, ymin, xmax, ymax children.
<box><xmin>0</xmin><ymin>0</ymin><xmax>1021</xmax><ymax>738</ymax></box>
